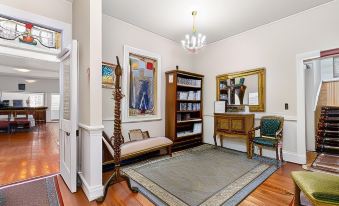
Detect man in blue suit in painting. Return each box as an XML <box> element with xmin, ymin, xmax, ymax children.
<box><xmin>137</xmin><ymin>80</ymin><xmax>150</xmax><ymax>114</ymax></box>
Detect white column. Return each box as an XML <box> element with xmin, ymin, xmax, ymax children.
<box><xmin>72</xmin><ymin>0</ymin><xmax>103</xmax><ymax>201</ymax></box>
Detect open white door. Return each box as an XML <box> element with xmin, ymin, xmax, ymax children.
<box><xmin>59</xmin><ymin>40</ymin><xmax>78</xmax><ymax>193</ymax></box>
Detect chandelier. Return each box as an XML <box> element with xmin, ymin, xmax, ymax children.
<box><xmin>181</xmin><ymin>11</ymin><xmax>206</xmax><ymax>53</ymax></box>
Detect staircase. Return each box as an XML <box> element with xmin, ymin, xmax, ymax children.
<box><xmin>316</xmin><ymin>106</ymin><xmax>339</xmax><ymax>154</ymax></box>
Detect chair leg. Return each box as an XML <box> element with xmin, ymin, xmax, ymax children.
<box><xmin>294</xmin><ymin>182</ymin><xmax>301</xmax><ymax>206</ymax></box>
<box><xmin>280</xmin><ymin>147</ymin><xmax>284</xmax><ymax>162</ymax></box>
<box><xmin>167</xmin><ymin>145</ymin><xmax>172</xmax><ymax>157</ymax></box>
<box><xmin>249</xmin><ymin>142</ymin><xmax>253</xmax><ymax>159</ymax></box>
<box><xmin>259</xmin><ymin>146</ymin><xmax>262</xmax><ymax>156</ymax></box>
<box><xmin>275</xmin><ymin>146</ymin><xmax>279</xmax><ymax>161</ymax></box>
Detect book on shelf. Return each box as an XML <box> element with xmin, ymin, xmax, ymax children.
<box><xmin>177</xmin><ymin>90</ymin><xmax>201</xmax><ymax>101</ymax></box>
<box><xmin>179</xmin><ymin>103</ymin><xmax>201</xmax><ymax>111</ymax></box>
<box><xmin>177</xmin><ymin>77</ymin><xmax>201</xmax><ymax>87</ymax></box>
<box><xmin>193</xmin><ymin>123</ymin><xmax>202</xmax><ymax>133</ymax></box>
<box><xmin>176</xmin><ymin>123</ymin><xmax>202</xmax><ymax>137</ymax></box>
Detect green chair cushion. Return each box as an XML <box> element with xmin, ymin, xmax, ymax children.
<box><xmin>252</xmin><ymin>137</ymin><xmax>277</xmax><ymax>147</ymax></box>
<box><xmin>261</xmin><ymin>119</ymin><xmax>281</xmax><ymax>137</ymax></box>
<box><xmin>292</xmin><ymin>171</ymin><xmax>339</xmax><ymax>204</ymax></box>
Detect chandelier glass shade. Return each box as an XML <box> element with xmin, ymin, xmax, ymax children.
<box><xmin>181</xmin><ymin>11</ymin><xmax>206</xmax><ymax>53</ymax></box>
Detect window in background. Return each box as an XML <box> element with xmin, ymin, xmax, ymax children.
<box><xmin>1</xmin><ymin>92</ymin><xmax>45</xmax><ymax>107</ymax></box>
<box><xmin>51</xmin><ymin>94</ymin><xmax>60</xmax><ymax>121</ymax></box>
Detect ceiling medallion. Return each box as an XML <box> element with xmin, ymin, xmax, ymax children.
<box><xmin>181</xmin><ymin>11</ymin><xmax>206</xmax><ymax>54</ymax></box>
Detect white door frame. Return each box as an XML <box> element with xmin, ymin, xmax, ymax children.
<box><xmin>296</xmin><ymin>50</ymin><xmax>320</xmax><ymax>164</ymax></box>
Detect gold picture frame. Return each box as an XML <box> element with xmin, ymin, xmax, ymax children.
<box><xmin>102</xmin><ymin>62</ymin><xmax>116</xmax><ymax>89</ymax></box>
<box><xmin>216</xmin><ymin>68</ymin><xmax>266</xmax><ymax>112</ymax></box>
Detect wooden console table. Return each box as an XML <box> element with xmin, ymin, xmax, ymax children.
<box><xmin>213</xmin><ymin>113</ymin><xmax>254</xmax><ymax>158</ymax></box>
<box><xmin>0</xmin><ymin>107</ymin><xmax>48</xmax><ymax>124</ymax></box>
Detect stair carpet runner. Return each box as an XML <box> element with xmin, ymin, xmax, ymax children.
<box><xmin>312</xmin><ymin>106</ymin><xmax>339</xmax><ymax>174</ymax></box>
<box><xmin>316</xmin><ymin>106</ymin><xmax>339</xmax><ymax>154</ymax></box>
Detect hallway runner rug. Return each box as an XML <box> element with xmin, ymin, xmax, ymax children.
<box><xmin>0</xmin><ymin>175</ymin><xmax>63</xmax><ymax>206</ymax></box>
<box><xmin>123</xmin><ymin>144</ymin><xmax>280</xmax><ymax>206</ymax></box>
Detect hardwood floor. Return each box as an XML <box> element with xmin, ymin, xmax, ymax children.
<box><xmin>0</xmin><ymin>126</ymin><xmax>303</xmax><ymax>205</ymax></box>
<box><xmin>58</xmin><ymin>162</ymin><xmax>303</xmax><ymax>206</ymax></box>
<box><xmin>0</xmin><ymin>123</ymin><xmax>60</xmax><ymax>186</ymax></box>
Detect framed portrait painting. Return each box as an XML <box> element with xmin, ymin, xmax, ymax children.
<box><xmin>123</xmin><ymin>45</ymin><xmax>161</xmax><ymax>122</ymax></box>
<box><xmin>102</xmin><ymin>62</ymin><xmax>116</xmax><ymax>89</ymax></box>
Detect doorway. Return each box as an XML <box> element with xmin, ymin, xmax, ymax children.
<box><xmin>302</xmin><ymin>54</ymin><xmax>339</xmax><ymax>173</ymax></box>
<box><xmin>0</xmin><ymin>54</ymin><xmax>61</xmax><ymax>186</ymax></box>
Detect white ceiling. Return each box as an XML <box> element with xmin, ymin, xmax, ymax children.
<box><xmin>0</xmin><ymin>55</ymin><xmax>59</xmax><ymax>79</ymax></box>
<box><xmin>103</xmin><ymin>0</ymin><xmax>333</xmax><ymax>44</ymax></box>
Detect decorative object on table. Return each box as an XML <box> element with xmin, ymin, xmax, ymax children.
<box><xmin>0</xmin><ymin>175</ymin><xmax>63</xmax><ymax>206</ymax></box>
<box><xmin>165</xmin><ymin>69</ymin><xmax>204</xmax><ymax>150</ymax></box>
<box><xmin>216</xmin><ymin>68</ymin><xmax>266</xmax><ymax>112</ymax></box>
<box><xmin>249</xmin><ymin>115</ymin><xmax>284</xmax><ymax>161</ymax></box>
<box><xmin>181</xmin><ymin>11</ymin><xmax>206</xmax><ymax>53</ymax></box>
<box><xmin>26</xmin><ymin>97</ymin><xmax>31</xmax><ymax>107</ymax></box>
<box><xmin>123</xmin><ymin>46</ymin><xmax>161</xmax><ymax>122</ymax></box>
<box><xmin>96</xmin><ymin>56</ymin><xmax>138</xmax><ymax>202</ymax></box>
<box><xmin>214</xmin><ymin>101</ymin><xmax>226</xmax><ymax>113</ymax></box>
<box><xmin>214</xmin><ymin>113</ymin><xmax>254</xmax><ymax>158</ymax></box>
<box><xmin>102</xmin><ymin>62</ymin><xmax>116</xmax><ymax>88</ymax></box>
<box><xmin>0</xmin><ymin>16</ymin><xmax>61</xmax><ymax>50</ymax></box>
<box><xmin>123</xmin><ymin>144</ymin><xmax>280</xmax><ymax>206</ymax></box>
<box><xmin>292</xmin><ymin>171</ymin><xmax>339</xmax><ymax>206</ymax></box>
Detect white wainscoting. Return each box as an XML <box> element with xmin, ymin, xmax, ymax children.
<box><xmin>78</xmin><ymin>123</ymin><xmax>104</xmax><ymax>201</ymax></box>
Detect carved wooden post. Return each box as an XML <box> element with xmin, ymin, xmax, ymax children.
<box><xmin>96</xmin><ymin>56</ymin><xmax>138</xmax><ymax>202</ymax></box>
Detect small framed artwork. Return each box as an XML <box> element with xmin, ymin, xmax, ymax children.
<box><xmin>102</xmin><ymin>62</ymin><xmax>116</xmax><ymax>88</ymax></box>
<box><xmin>123</xmin><ymin>45</ymin><xmax>162</xmax><ymax>122</ymax></box>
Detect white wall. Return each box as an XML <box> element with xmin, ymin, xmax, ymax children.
<box><xmin>0</xmin><ymin>0</ymin><xmax>72</xmax><ymax>24</ymax></box>
<box><xmin>102</xmin><ymin>15</ymin><xmax>194</xmax><ymax>140</ymax></box>
<box><xmin>0</xmin><ymin>76</ymin><xmax>59</xmax><ymax>122</ymax></box>
<box><xmin>192</xmin><ymin>1</ymin><xmax>339</xmax><ymax>162</ymax></box>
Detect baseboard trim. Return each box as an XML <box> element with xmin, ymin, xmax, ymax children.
<box><xmin>78</xmin><ymin>172</ymin><xmax>103</xmax><ymax>201</ymax></box>
<box><xmin>283</xmin><ymin>150</ymin><xmax>306</xmax><ymax>164</ymax></box>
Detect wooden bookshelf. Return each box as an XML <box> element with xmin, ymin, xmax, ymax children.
<box><xmin>165</xmin><ymin>70</ymin><xmax>204</xmax><ymax>150</ymax></box>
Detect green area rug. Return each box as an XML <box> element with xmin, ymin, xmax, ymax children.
<box><xmin>123</xmin><ymin>144</ymin><xmax>280</xmax><ymax>206</ymax></box>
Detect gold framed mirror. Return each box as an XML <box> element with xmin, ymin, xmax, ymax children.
<box><xmin>216</xmin><ymin>68</ymin><xmax>265</xmax><ymax>112</ymax></box>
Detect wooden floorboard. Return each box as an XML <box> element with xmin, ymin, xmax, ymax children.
<box><xmin>0</xmin><ymin>123</ymin><xmax>59</xmax><ymax>186</ymax></box>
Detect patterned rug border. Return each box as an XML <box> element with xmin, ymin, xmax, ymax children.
<box><xmin>123</xmin><ymin>144</ymin><xmax>280</xmax><ymax>206</ymax></box>
<box><xmin>0</xmin><ymin>175</ymin><xmax>63</xmax><ymax>206</ymax></box>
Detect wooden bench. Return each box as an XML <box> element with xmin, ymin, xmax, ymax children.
<box><xmin>102</xmin><ymin>131</ymin><xmax>173</xmax><ymax>165</ymax></box>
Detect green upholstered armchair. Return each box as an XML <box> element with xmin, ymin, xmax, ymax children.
<box><xmin>248</xmin><ymin>115</ymin><xmax>284</xmax><ymax>161</ymax></box>
<box><xmin>292</xmin><ymin>171</ymin><xmax>339</xmax><ymax>206</ymax></box>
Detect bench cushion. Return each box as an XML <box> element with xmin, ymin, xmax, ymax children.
<box><xmin>292</xmin><ymin>171</ymin><xmax>339</xmax><ymax>205</ymax></box>
<box><xmin>103</xmin><ymin>136</ymin><xmax>173</xmax><ymax>160</ymax></box>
